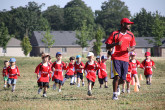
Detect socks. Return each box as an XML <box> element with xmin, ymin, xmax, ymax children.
<box><xmin>63</xmin><ymin>78</ymin><xmax>67</xmax><ymax>84</ymax></box>
<box><xmin>74</xmin><ymin>77</ymin><xmax>77</xmax><ymax>83</ymax></box>
<box><xmin>12</xmin><ymin>85</ymin><xmax>16</xmax><ymax>91</ymax></box>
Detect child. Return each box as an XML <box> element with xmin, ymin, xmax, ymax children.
<box><xmin>6</xmin><ymin>58</ymin><xmax>20</xmax><ymax>92</ymax></box>
<box><xmin>84</xmin><ymin>52</ymin><xmax>99</xmax><ymax>96</ymax></box>
<box><xmin>141</xmin><ymin>52</ymin><xmax>156</xmax><ymax>85</ymax></box>
<box><xmin>98</xmin><ymin>55</ymin><xmax>108</xmax><ymax>88</ymax></box>
<box><xmin>96</xmin><ymin>56</ymin><xmax>100</xmax><ymax>75</ymax></box>
<box><xmin>35</xmin><ymin>54</ymin><xmax>51</xmax><ymax>97</ymax></box>
<box><xmin>2</xmin><ymin>60</ymin><xmax>9</xmax><ymax>88</ymax></box>
<box><xmin>122</xmin><ymin>61</ymin><xmax>132</xmax><ymax>93</ymax></box>
<box><xmin>62</xmin><ymin>56</ymin><xmax>75</xmax><ymax>85</ymax></box>
<box><xmin>74</xmin><ymin>55</ymin><xmax>85</xmax><ymax>87</ymax></box>
<box><xmin>52</xmin><ymin>52</ymin><xmax>66</xmax><ymax>92</ymax></box>
<box><xmin>129</xmin><ymin>51</ymin><xmax>141</xmax><ymax>88</ymax></box>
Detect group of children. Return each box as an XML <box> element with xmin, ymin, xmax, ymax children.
<box><xmin>2</xmin><ymin>51</ymin><xmax>156</xmax><ymax>98</ymax></box>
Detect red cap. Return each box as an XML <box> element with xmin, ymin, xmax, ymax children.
<box><xmin>121</xmin><ymin>18</ymin><xmax>134</xmax><ymax>24</ymax></box>
<box><xmin>145</xmin><ymin>52</ymin><xmax>151</xmax><ymax>57</ymax></box>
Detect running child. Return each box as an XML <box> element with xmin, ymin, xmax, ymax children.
<box><xmin>35</xmin><ymin>54</ymin><xmax>51</xmax><ymax>97</ymax></box>
<box><xmin>84</xmin><ymin>52</ymin><xmax>99</xmax><ymax>96</ymax></box>
<box><xmin>129</xmin><ymin>51</ymin><xmax>141</xmax><ymax>89</ymax></box>
<box><xmin>122</xmin><ymin>61</ymin><xmax>132</xmax><ymax>93</ymax></box>
<box><xmin>6</xmin><ymin>58</ymin><xmax>20</xmax><ymax>92</ymax></box>
<box><xmin>2</xmin><ymin>60</ymin><xmax>9</xmax><ymax>88</ymax></box>
<box><xmin>141</xmin><ymin>52</ymin><xmax>156</xmax><ymax>85</ymax></box>
<box><xmin>52</xmin><ymin>52</ymin><xmax>66</xmax><ymax>92</ymax></box>
<box><xmin>98</xmin><ymin>55</ymin><xmax>108</xmax><ymax>88</ymax></box>
<box><xmin>62</xmin><ymin>56</ymin><xmax>75</xmax><ymax>85</ymax></box>
<box><xmin>74</xmin><ymin>55</ymin><xmax>85</xmax><ymax>87</ymax></box>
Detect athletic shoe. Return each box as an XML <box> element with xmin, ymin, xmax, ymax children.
<box><xmin>53</xmin><ymin>84</ymin><xmax>56</xmax><ymax>90</ymax></box>
<box><xmin>7</xmin><ymin>84</ymin><xmax>10</xmax><ymax>88</ymax></box>
<box><xmin>127</xmin><ymin>90</ymin><xmax>130</xmax><ymax>93</ymax></box>
<box><xmin>77</xmin><ymin>84</ymin><xmax>80</xmax><ymax>87</ymax></box>
<box><xmin>82</xmin><ymin>83</ymin><xmax>85</xmax><ymax>87</ymax></box>
<box><xmin>105</xmin><ymin>86</ymin><xmax>108</xmax><ymax>88</ymax></box>
<box><xmin>87</xmin><ymin>90</ymin><xmax>92</xmax><ymax>96</ymax></box>
<box><xmin>70</xmin><ymin>83</ymin><xmax>74</xmax><ymax>85</ymax></box>
<box><xmin>117</xmin><ymin>86</ymin><xmax>120</xmax><ymax>95</ymax></box>
<box><xmin>138</xmin><ymin>85</ymin><xmax>140</xmax><ymax>89</ymax></box>
<box><xmin>11</xmin><ymin>89</ymin><xmax>15</xmax><ymax>92</ymax></box>
<box><xmin>43</xmin><ymin>94</ymin><xmax>47</xmax><ymax>97</ymax></box>
<box><xmin>58</xmin><ymin>89</ymin><xmax>61</xmax><ymax>92</ymax></box>
<box><xmin>38</xmin><ymin>88</ymin><xmax>42</xmax><ymax>94</ymax></box>
<box><xmin>146</xmin><ymin>81</ymin><xmax>149</xmax><ymax>85</ymax></box>
<box><xmin>112</xmin><ymin>94</ymin><xmax>118</xmax><ymax>100</ymax></box>
<box><xmin>4</xmin><ymin>85</ymin><xmax>6</xmax><ymax>88</ymax></box>
<box><xmin>73</xmin><ymin>82</ymin><xmax>76</xmax><ymax>85</ymax></box>
<box><xmin>122</xmin><ymin>89</ymin><xmax>125</xmax><ymax>93</ymax></box>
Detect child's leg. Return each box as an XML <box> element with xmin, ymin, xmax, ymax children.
<box><xmin>70</xmin><ymin>76</ymin><xmax>74</xmax><ymax>84</ymax></box>
<box><xmin>74</xmin><ymin>75</ymin><xmax>77</xmax><ymax>84</ymax></box>
<box><xmin>77</xmin><ymin>77</ymin><xmax>80</xmax><ymax>87</ymax></box>
<box><xmin>122</xmin><ymin>81</ymin><xmax>126</xmax><ymax>93</ymax></box>
<box><xmin>149</xmin><ymin>75</ymin><xmax>152</xmax><ymax>84</ymax></box>
<box><xmin>104</xmin><ymin>77</ymin><xmax>108</xmax><ymax>88</ymax></box>
<box><xmin>127</xmin><ymin>82</ymin><xmax>130</xmax><ymax>93</ymax></box>
<box><xmin>59</xmin><ymin>84</ymin><xmax>62</xmax><ymax>92</ymax></box>
<box><xmin>146</xmin><ymin>75</ymin><xmax>149</xmax><ymax>84</ymax></box>
<box><xmin>43</xmin><ymin>86</ymin><xmax>47</xmax><ymax>95</ymax></box>
<box><xmin>12</xmin><ymin>84</ymin><xmax>16</xmax><ymax>92</ymax></box>
<box><xmin>62</xmin><ymin>78</ymin><xmax>67</xmax><ymax>84</ymax></box>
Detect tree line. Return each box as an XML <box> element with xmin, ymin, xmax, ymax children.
<box><xmin>0</xmin><ymin>0</ymin><xmax>165</xmax><ymax>56</ymax></box>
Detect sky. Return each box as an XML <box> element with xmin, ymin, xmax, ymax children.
<box><xmin>0</xmin><ymin>0</ymin><xmax>165</xmax><ymax>16</ymax></box>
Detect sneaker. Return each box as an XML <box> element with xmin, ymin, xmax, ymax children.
<box><xmin>117</xmin><ymin>86</ymin><xmax>120</xmax><ymax>95</ymax></box>
<box><xmin>43</xmin><ymin>94</ymin><xmax>47</xmax><ymax>97</ymax></box>
<box><xmin>53</xmin><ymin>84</ymin><xmax>56</xmax><ymax>90</ymax></box>
<box><xmin>127</xmin><ymin>89</ymin><xmax>130</xmax><ymax>93</ymax></box>
<box><xmin>122</xmin><ymin>89</ymin><xmax>125</xmax><ymax>93</ymax></box>
<box><xmin>58</xmin><ymin>89</ymin><xmax>61</xmax><ymax>92</ymax></box>
<box><xmin>77</xmin><ymin>84</ymin><xmax>80</xmax><ymax>87</ymax></box>
<box><xmin>7</xmin><ymin>84</ymin><xmax>10</xmax><ymax>88</ymax></box>
<box><xmin>112</xmin><ymin>94</ymin><xmax>118</xmax><ymax>100</ymax></box>
<box><xmin>87</xmin><ymin>90</ymin><xmax>92</xmax><ymax>96</ymax></box>
<box><xmin>105</xmin><ymin>86</ymin><xmax>108</xmax><ymax>88</ymax></box>
<box><xmin>138</xmin><ymin>85</ymin><xmax>140</xmax><ymax>89</ymax></box>
<box><xmin>70</xmin><ymin>83</ymin><xmax>73</xmax><ymax>85</ymax></box>
<box><xmin>4</xmin><ymin>85</ymin><xmax>6</xmax><ymax>88</ymax></box>
<box><xmin>73</xmin><ymin>82</ymin><xmax>76</xmax><ymax>85</ymax></box>
<box><xmin>146</xmin><ymin>81</ymin><xmax>149</xmax><ymax>85</ymax></box>
<box><xmin>38</xmin><ymin>88</ymin><xmax>42</xmax><ymax>94</ymax></box>
<box><xmin>82</xmin><ymin>83</ymin><xmax>85</xmax><ymax>87</ymax></box>
<box><xmin>11</xmin><ymin>89</ymin><xmax>15</xmax><ymax>92</ymax></box>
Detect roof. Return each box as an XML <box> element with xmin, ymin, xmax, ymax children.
<box><xmin>32</xmin><ymin>31</ymin><xmax>80</xmax><ymax>47</ymax></box>
<box><xmin>7</xmin><ymin>37</ymin><xmax>21</xmax><ymax>47</ymax></box>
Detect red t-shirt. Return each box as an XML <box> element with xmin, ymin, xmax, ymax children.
<box><xmin>84</xmin><ymin>61</ymin><xmax>99</xmax><ymax>82</ymax></box>
<box><xmin>126</xmin><ymin>62</ymin><xmax>132</xmax><ymax>82</ymax></box>
<box><xmin>105</xmin><ymin>30</ymin><xmax>136</xmax><ymax>62</ymax></box>
<box><xmin>66</xmin><ymin>62</ymin><xmax>75</xmax><ymax>76</ymax></box>
<box><xmin>35</xmin><ymin>63</ymin><xmax>51</xmax><ymax>82</ymax></box>
<box><xmin>6</xmin><ymin>66</ymin><xmax>20</xmax><ymax>79</ymax></box>
<box><xmin>130</xmin><ymin>59</ymin><xmax>140</xmax><ymax>74</ymax></box>
<box><xmin>74</xmin><ymin>61</ymin><xmax>85</xmax><ymax>74</ymax></box>
<box><xmin>141</xmin><ymin>59</ymin><xmax>155</xmax><ymax>75</ymax></box>
<box><xmin>2</xmin><ymin>67</ymin><xmax>7</xmax><ymax>77</ymax></box>
<box><xmin>98</xmin><ymin>62</ymin><xmax>107</xmax><ymax>79</ymax></box>
<box><xmin>52</xmin><ymin>61</ymin><xmax>66</xmax><ymax>81</ymax></box>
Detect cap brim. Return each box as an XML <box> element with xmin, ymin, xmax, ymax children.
<box><xmin>127</xmin><ymin>22</ymin><xmax>134</xmax><ymax>24</ymax></box>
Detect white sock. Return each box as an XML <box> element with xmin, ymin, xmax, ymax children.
<box><xmin>12</xmin><ymin>85</ymin><xmax>16</xmax><ymax>91</ymax></box>
<box><xmin>113</xmin><ymin>92</ymin><xmax>117</xmax><ymax>95</ymax></box>
<box><xmin>82</xmin><ymin>82</ymin><xmax>84</xmax><ymax>84</ymax></box>
<box><xmin>71</xmin><ymin>77</ymin><xmax>74</xmax><ymax>83</ymax></box>
<box><xmin>74</xmin><ymin>77</ymin><xmax>77</xmax><ymax>83</ymax></box>
<box><xmin>4</xmin><ymin>85</ymin><xmax>6</xmax><ymax>87</ymax></box>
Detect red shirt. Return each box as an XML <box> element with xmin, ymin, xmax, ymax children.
<box><xmin>66</xmin><ymin>62</ymin><xmax>75</xmax><ymax>76</ymax></box>
<box><xmin>35</xmin><ymin>63</ymin><xmax>51</xmax><ymax>82</ymax></box>
<box><xmin>74</xmin><ymin>61</ymin><xmax>85</xmax><ymax>74</ymax></box>
<box><xmin>52</xmin><ymin>61</ymin><xmax>66</xmax><ymax>81</ymax></box>
<box><xmin>126</xmin><ymin>62</ymin><xmax>132</xmax><ymax>82</ymax></box>
<box><xmin>130</xmin><ymin>59</ymin><xmax>140</xmax><ymax>74</ymax></box>
<box><xmin>141</xmin><ymin>59</ymin><xmax>155</xmax><ymax>75</ymax></box>
<box><xmin>84</xmin><ymin>61</ymin><xmax>99</xmax><ymax>82</ymax></box>
<box><xmin>6</xmin><ymin>66</ymin><xmax>20</xmax><ymax>79</ymax></box>
<box><xmin>105</xmin><ymin>30</ymin><xmax>136</xmax><ymax>62</ymax></box>
<box><xmin>98</xmin><ymin>62</ymin><xmax>107</xmax><ymax>79</ymax></box>
<box><xmin>2</xmin><ymin>67</ymin><xmax>7</xmax><ymax>77</ymax></box>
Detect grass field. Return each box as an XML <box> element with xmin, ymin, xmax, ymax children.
<box><xmin>0</xmin><ymin>56</ymin><xmax>165</xmax><ymax>110</ymax></box>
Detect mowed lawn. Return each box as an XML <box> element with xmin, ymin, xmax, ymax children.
<box><xmin>0</xmin><ymin>56</ymin><xmax>165</xmax><ymax>110</ymax></box>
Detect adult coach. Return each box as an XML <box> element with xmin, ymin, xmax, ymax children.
<box><xmin>105</xmin><ymin>18</ymin><xmax>136</xmax><ymax>100</ymax></box>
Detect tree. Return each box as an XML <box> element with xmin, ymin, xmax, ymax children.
<box><xmin>43</xmin><ymin>5</ymin><xmax>64</xmax><ymax>30</ymax></box>
<box><xmin>64</xmin><ymin>0</ymin><xmax>95</xmax><ymax>31</ymax></box>
<box><xmin>21</xmin><ymin>30</ymin><xmax>32</xmax><ymax>56</ymax></box>
<box><xmin>0</xmin><ymin>22</ymin><xmax>11</xmax><ymax>55</ymax></box>
<box><xmin>95</xmin><ymin>0</ymin><xmax>131</xmax><ymax>36</ymax></box>
<box><xmin>94</xmin><ymin>26</ymin><xmax>104</xmax><ymax>55</ymax></box>
<box><xmin>131</xmin><ymin>8</ymin><xmax>154</xmax><ymax>37</ymax></box>
<box><xmin>42</xmin><ymin>27</ymin><xmax>55</xmax><ymax>53</ymax></box>
<box><xmin>76</xmin><ymin>20</ymin><xmax>90</xmax><ymax>57</ymax></box>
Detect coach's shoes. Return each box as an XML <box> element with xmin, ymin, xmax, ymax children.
<box><xmin>112</xmin><ymin>94</ymin><xmax>118</xmax><ymax>100</ymax></box>
<box><xmin>87</xmin><ymin>90</ymin><xmax>92</xmax><ymax>96</ymax></box>
<box><xmin>38</xmin><ymin>88</ymin><xmax>42</xmax><ymax>94</ymax></box>
<box><xmin>117</xmin><ymin>86</ymin><xmax>120</xmax><ymax>95</ymax></box>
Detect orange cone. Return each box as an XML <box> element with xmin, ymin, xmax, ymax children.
<box><xmin>131</xmin><ymin>77</ymin><xmax>135</xmax><ymax>85</ymax></box>
<box><xmin>140</xmin><ymin>74</ymin><xmax>143</xmax><ymax>81</ymax></box>
<box><xmin>134</xmin><ymin>83</ymin><xmax>139</xmax><ymax>92</ymax></box>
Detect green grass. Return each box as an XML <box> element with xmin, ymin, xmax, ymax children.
<box><xmin>0</xmin><ymin>57</ymin><xmax>165</xmax><ymax>110</ymax></box>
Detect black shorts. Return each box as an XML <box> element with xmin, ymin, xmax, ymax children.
<box><xmin>38</xmin><ymin>82</ymin><xmax>49</xmax><ymax>87</ymax></box>
<box><xmin>77</xmin><ymin>72</ymin><xmax>83</xmax><ymax>80</ymax></box>
<box><xmin>65</xmin><ymin>74</ymin><xmax>74</xmax><ymax>79</ymax></box>
<box><xmin>87</xmin><ymin>79</ymin><xmax>95</xmax><ymax>86</ymax></box>
<box><xmin>99</xmin><ymin>77</ymin><xmax>108</xmax><ymax>84</ymax></box>
<box><xmin>54</xmin><ymin>79</ymin><xmax>63</xmax><ymax>85</ymax></box>
<box><xmin>145</xmin><ymin>75</ymin><xmax>152</xmax><ymax>79</ymax></box>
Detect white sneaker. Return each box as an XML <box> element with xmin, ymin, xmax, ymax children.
<box><xmin>122</xmin><ymin>89</ymin><xmax>125</xmax><ymax>93</ymax></box>
<box><xmin>4</xmin><ymin>85</ymin><xmax>6</xmax><ymax>88</ymax></box>
<box><xmin>117</xmin><ymin>86</ymin><xmax>120</xmax><ymax>95</ymax></box>
<box><xmin>112</xmin><ymin>94</ymin><xmax>118</xmax><ymax>100</ymax></box>
<box><xmin>58</xmin><ymin>89</ymin><xmax>61</xmax><ymax>92</ymax></box>
<box><xmin>38</xmin><ymin>88</ymin><xmax>42</xmax><ymax>94</ymax></box>
<box><xmin>77</xmin><ymin>84</ymin><xmax>80</xmax><ymax>87</ymax></box>
<box><xmin>43</xmin><ymin>94</ymin><xmax>47</xmax><ymax>97</ymax></box>
<box><xmin>53</xmin><ymin>84</ymin><xmax>56</xmax><ymax>90</ymax></box>
<box><xmin>127</xmin><ymin>90</ymin><xmax>130</xmax><ymax>93</ymax></box>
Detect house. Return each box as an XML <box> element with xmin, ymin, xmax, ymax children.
<box><xmin>101</xmin><ymin>37</ymin><xmax>165</xmax><ymax>57</ymax></box>
<box><xmin>30</xmin><ymin>31</ymin><xmax>95</xmax><ymax>57</ymax></box>
<box><xmin>0</xmin><ymin>37</ymin><xmax>28</xmax><ymax>57</ymax></box>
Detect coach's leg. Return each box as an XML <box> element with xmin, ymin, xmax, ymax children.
<box><xmin>113</xmin><ymin>75</ymin><xmax>120</xmax><ymax>92</ymax></box>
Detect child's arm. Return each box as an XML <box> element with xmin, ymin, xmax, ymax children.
<box><xmin>16</xmin><ymin>67</ymin><xmax>20</xmax><ymax>76</ymax></box>
<box><xmin>153</xmin><ymin>65</ymin><xmax>156</xmax><ymax>69</ymax></box>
